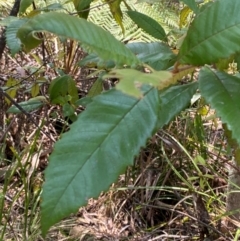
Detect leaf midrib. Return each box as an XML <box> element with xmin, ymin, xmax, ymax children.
<box><xmin>181</xmin><ymin>22</ymin><xmax>240</xmax><ymax>61</ymax></box>
<box><xmin>51</xmin><ymin>87</ymin><xmax>156</xmax><ymax>213</ymax></box>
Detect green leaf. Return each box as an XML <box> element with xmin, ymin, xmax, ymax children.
<box><xmin>79</xmin><ymin>53</ymin><xmax>115</xmax><ymax>69</ymax></box>
<box><xmin>234</xmin><ymin>53</ymin><xmax>240</xmax><ymax>71</ymax></box>
<box><xmin>63</xmin><ymin>103</ymin><xmax>75</xmax><ymax>118</ymax></box>
<box><xmin>73</xmin><ymin>0</ymin><xmax>92</xmax><ymax>10</ymax></box>
<box><xmin>4</xmin><ymin>77</ymin><xmax>19</xmax><ymax>104</ymax></box>
<box><xmin>106</xmin><ymin>0</ymin><xmax>124</xmax><ymax>33</ymax></box>
<box><xmin>179</xmin><ymin>0</ymin><xmax>240</xmax><ymax>65</ymax></box>
<box><xmin>127</xmin><ymin>11</ymin><xmax>167</xmax><ymax>41</ymax></box>
<box><xmin>6</xmin><ymin>18</ymin><xmax>28</xmax><ymax>56</ymax></box>
<box><xmin>31</xmin><ymin>83</ymin><xmax>40</xmax><ymax>97</ymax></box>
<box><xmin>19</xmin><ymin>0</ymin><xmax>34</xmax><ymax>13</ymax></box>
<box><xmin>126</xmin><ymin>42</ymin><xmax>176</xmax><ymax>70</ymax></box>
<box><xmin>179</xmin><ymin>6</ymin><xmax>192</xmax><ymax>29</ymax></box>
<box><xmin>75</xmin><ymin>96</ymin><xmax>92</xmax><ymax>107</ymax></box>
<box><xmin>0</xmin><ymin>16</ymin><xmax>19</xmax><ymax>27</ymax></box>
<box><xmin>180</xmin><ymin>0</ymin><xmax>199</xmax><ymax>14</ymax></box>
<box><xmin>199</xmin><ymin>66</ymin><xmax>240</xmax><ymax>145</ymax></box>
<box><xmin>41</xmin><ymin>86</ymin><xmax>160</xmax><ymax>235</ymax></box>
<box><xmin>136</xmin><ymin>0</ymin><xmax>160</xmax><ymax>3</ymax></box>
<box><xmin>17</xmin><ymin>12</ymin><xmax>139</xmax><ymax>66</ymax></box>
<box><xmin>105</xmin><ymin>69</ymin><xmax>172</xmax><ymax>98</ymax></box>
<box><xmin>87</xmin><ymin>78</ymin><xmax>103</xmax><ymax>97</ymax></box>
<box><xmin>48</xmin><ymin>75</ymin><xmax>79</xmax><ymax>105</ymax></box>
<box><xmin>5</xmin><ymin>88</ymin><xmax>17</xmax><ymax>105</ymax></box>
<box><xmin>39</xmin><ymin>3</ymin><xmax>64</xmax><ymax>12</ymax></box>
<box><xmin>7</xmin><ymin>99</ymin><xmax>44</xmax><ymax>113</ymax></box>
<box><xmin>79</xmin><ymin>41</ymin><xmax>177</xmax><ymax>70</ymax></box>
<box><xmin>157</xmin><ymin>82</ymin><xmax>198</xmax><ymax>128</ymax></box>
<box><xmin>215</xmin><ymin>55</ymin><xmax>235</xmax><ymax>71</ymax></box>
<box><xmin>73</xmin><ymin>0</ymin><xmax>93</xmax><ymax>19</ymax></box>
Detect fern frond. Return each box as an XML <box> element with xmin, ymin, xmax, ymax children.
<box><xmin>88</xmin><ymin>0</ymin><xmax>179</xmax><ymax>43</ymax></box>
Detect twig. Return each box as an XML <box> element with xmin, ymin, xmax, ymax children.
<box><xmin>0</xmin><ymin>88</ymin><xmax>54</xmax><ymax>142</ymax></box>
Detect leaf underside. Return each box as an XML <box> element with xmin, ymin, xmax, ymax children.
<box><xmin>41</xmin><ymin>86</ymin><xmax>160</xmax><ymax>235</ymax></box>
<box><xmin>6</xmin><ymin>18</ymin><xmax>28</xmax><ymax>56</ymax></box>
<box><xmin>105</xmin><ymin>69</ymin><xmax>172</xmax><ymax>98</ymax></box>
<box><xmin>73</xmin><ymin>0</ymin><xmax>93</xmax><ymax>18</ymax></box>
<box><xmin>199</xmin><ymin>66</ymin><xmax>240</xmax><ymax>145</ymax></box>
<box><xmin>17</xmin><ymin>12</ymin><xmax>139</xmax><ymax>66</ymax></box>
<box><xmin>179</xmin><ymin>0</ymin><xmax>240</xmax><ymax>65</ymax></box>
<box><xmin>126</xmin><ymin>42</ymin><xmax>176</xmax><ymax>70</ymax></box>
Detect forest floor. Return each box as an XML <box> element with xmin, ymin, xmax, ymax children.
<box><xmin>1</xmin><ymin>49</ymin><xmax>240</xmax><ymax>241</ymax></box>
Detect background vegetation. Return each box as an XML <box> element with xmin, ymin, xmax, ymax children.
<box><xmin>1</xmin><ymin>0</ymin><xmax>240</xmax><ymax>240</ymax></box>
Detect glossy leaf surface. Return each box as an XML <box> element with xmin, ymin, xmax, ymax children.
<box><xmin>127</xmin><ymin>10</ymin><xmax>166</xmax><ymax>41</ymax></box>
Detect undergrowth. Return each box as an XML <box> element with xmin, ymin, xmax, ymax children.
<box><xmin>1</xmin><ymin>1</ymin><xmax>240</xmax><ymax>240</ymax></box>
<box><xmin>0</xmin><ymin>49</ymin><xmax>237</xmax><ymax>240</ymax></box>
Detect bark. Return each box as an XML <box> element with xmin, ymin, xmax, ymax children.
<box><xmin>0</xmin><ymin>0</ymin><xmax>21</xmax><ymax>60</ymax></box>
